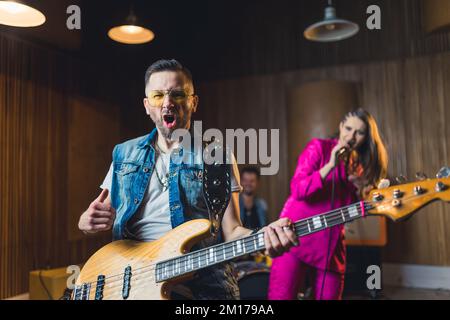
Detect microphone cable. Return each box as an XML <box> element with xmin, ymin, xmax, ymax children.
<box><xmin>319</xmin><ymin>146</ymin><xmax>341</xmax><ymax>300</ymax></box>
<box><xmin>319</xmin><ymin>169</ymin><xmax>335</xmax><ymax>300</ymax></box>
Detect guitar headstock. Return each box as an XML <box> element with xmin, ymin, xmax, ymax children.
<box><xmin>366</xmin><ymin>167</ymin><xmax>450</xmax><ymax>221</ymax></box>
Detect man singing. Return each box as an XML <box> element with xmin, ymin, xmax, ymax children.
<box><xmin>78</xmin><ymin>59</ymin><xmax>298</xmax><ymax>299</ymax></box>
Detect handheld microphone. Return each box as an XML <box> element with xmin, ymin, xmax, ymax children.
<box><xmin>337</xmin><ymin>147</ymin><xmax>348</xmax><ymax>158</ymax></box>
<box><xmin>337</xmin><ymin>140</ymin><xmax>355</xmax><ymax>160</ymax></box>
<box><xmin>335</xmin><ymin>146</ymin><xmax>350</xmax><ymax>164</ymax></box>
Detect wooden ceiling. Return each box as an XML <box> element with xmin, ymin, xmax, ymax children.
<box><xmin>2</xmin><ymin>0</ymin><xmax>450</xmax><ymax>81</ymax></box>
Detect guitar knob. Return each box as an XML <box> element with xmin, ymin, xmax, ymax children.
<box><xmin>415</xmin><ymin>172</ymin><xmax>428</xmax><ymax>181</ymax></box>
<box><xmin>395</xmin><ymin>175</ymin><xmax>408</xmax><ymax>184</ymax></box>
<box><xmin>393</xmin><ymin>189</ymin><xmax>403</xmax><ymax>199</ymax></box>
<box><xmin>372</xmin><ymin>192</ymin><xmax>383</xmax><ymax>202</ymax></box>
<box><xmin>377</xmin><ymin>179</ymin><xmax>390</xmax><ymax>189</ymax></box>
<box><xmin>436</xmin><ymin>166</ymin><xmax>450</xmax><ymax>179</ymax></box>
<box><xmin>435</xmin><ymin>182</ymin><xmax>447</xmax><ymax>192</ymax></box>
<box><xmin>392</xmin><ymin>199</ymin><xmax>402</xmax><ymax>207</ymax></box>
<box><xmin>413</xmin><ymin>185</ymin><xmax>425</xmax><ymax>195</ymax></box>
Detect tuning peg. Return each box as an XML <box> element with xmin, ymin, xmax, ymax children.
<box><xmin>395</xmin><ymin>175</ymin><xmax>408</xmax><ymax>184</ymax></box>
<box><xmin>377</xmin><ymin>179</ymin><xmax>390</xmax><ymax>189</ymax></box>
<box><xmin>415</xmin><ymin>172</ymin><xmax>428</xmax><ymax>181</ymax></box>
<box><xmin>436</xmin><ymin>166</ymin><xmax>450</xmax><ymax>179</ymax></box>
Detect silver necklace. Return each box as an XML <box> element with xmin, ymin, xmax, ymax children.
<box><xmin>154</xmin><ymin>143</ymin><xmax>169</xmax><ymax>191</ymax></box>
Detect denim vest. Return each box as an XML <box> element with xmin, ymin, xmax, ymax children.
<box><xmin>109</xmin><ymin>128</ymin><xmax>239</xmax><ymax>299</ymax></box>
<box><xmin>111</xmin><ymin>128</ymin><xmax>215</xmax><ymax>241</ymax></box>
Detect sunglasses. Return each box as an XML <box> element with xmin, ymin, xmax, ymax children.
<box><xmin>147</xmin><ymin>89</ymin><xmax>194</xmax><ymax>108</ymax></box>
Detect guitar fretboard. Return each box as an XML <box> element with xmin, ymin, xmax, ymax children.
<box><xmin>155</xmin><ymin>201</ymin><xmax>369</xmax><ymax>282</ymax></box>
<box><xmin>294</xmin><ymin>201</ymin><xmax>368</xmax><ymax>237</ymax></box>
<box><xmin>155</xmin><ymin>232</ymin><xmax>266</xmax><ymax>282</ymax></box>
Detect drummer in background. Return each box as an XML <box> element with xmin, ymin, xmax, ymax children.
<box><xmin>239</xmin><ymin>166</ymin><xmax>268</xmax><ymax>229</ymax></box>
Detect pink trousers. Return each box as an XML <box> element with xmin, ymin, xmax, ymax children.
<box><xmin>268</xmin><ymin>251</ymin><xmax>345</xmax><ymax>300</ymax></box>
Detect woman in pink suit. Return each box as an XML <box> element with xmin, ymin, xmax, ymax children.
<box><xmin>268</xmin><ymin>109</ymin><xmax>388</xmax><ymax>300</ymax></box>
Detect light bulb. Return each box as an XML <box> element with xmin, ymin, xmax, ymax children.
<box><xmin>0</xmin><ymin>1</ymin><xmax>46</xmax><ymax>27</ymax></box>
<box><xmin>0</xmin><ymin>1</ymin><xmax>26</xmax><ymax>14</ymax></box>
<box><xmin>120</xmin><ymin>25</ymin><xmax>143</xmax><ymax>34</ymax></box>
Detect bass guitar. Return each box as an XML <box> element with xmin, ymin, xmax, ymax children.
<box><xmin>72</xmin><ymin>167</ymin><xmax>450</xmax><ymax>300</ymax></box>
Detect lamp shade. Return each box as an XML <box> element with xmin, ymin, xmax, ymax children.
<box><xmin>108</xmin><ymin>25</ymin><xmax>154</xmax><ymax>44</ymax></box>
<box><xmin>304</xmin><ymin>6</ymin><xmax>359</xmax><ymax>42</ymax></box>
<box><xmin>108</xmin><ymin>11</ymin><xmax>154</xmax><ymax>44</ymax></box>
<box><xmin>0</xmin><ymin>0</ymin><xmax>45</xmax><ymax>27</ymax></box>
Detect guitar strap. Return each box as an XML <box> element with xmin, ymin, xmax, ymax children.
<box><xmin>202</xmin><ymin>138</ymin><xmax>232</xmax><ymax>237</ymax></box>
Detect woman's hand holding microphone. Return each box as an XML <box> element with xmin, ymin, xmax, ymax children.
<box><xmin>320</xmin><ymin>141</ymin><xmax>351</xmax><ymax>180</ymax></box>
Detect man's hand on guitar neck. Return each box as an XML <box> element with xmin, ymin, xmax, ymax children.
<box><xmin>261</xmin><ymin>218</ymin><xmax>299</xmax><ymax>258</ymax></box>
<box><xmin>78</xmin><ymin>189</ymin><xmax>116</xmax><ymax>234</ymax></box>
<box><xmin>222</xmin><ymin>193</ymin><xmax>299</xmax><ymax>258</ymax></box>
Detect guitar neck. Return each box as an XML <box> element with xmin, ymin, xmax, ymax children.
<box><xmin>155</xmin><ymin>201</ymin><xmax>370</xmax><ymax>283</ymax></box>
<box><xmin>294</xmin><ymin>201</ymin><xmax>369</xmax><ymax>237</ymax></box>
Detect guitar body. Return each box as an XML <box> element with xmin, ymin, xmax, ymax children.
<box><xmin>74</xmin><ymin>219</ymin><xmax>212</xmax><ymax>300</ymax></box>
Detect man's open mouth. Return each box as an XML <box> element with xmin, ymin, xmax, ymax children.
<box><xmin>163</xmin><ymin>114</ymin><xmax>177</xmax><ymax>129</ymax></box>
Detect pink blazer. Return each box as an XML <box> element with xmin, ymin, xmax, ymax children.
<box><xmin>280</xmin><ymin>138</ymin><xmax>358</xmax><ymax>273</ymax></box>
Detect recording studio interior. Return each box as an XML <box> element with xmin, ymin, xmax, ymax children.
<box><xmin>1</xmin><ymin>0</ymin><xmax>450</xmax><ymax>301</ymax></box>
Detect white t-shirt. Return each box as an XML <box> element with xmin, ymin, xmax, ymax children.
<box><xmin>100</xmin><ymin>151</ymin><xmax>242</xmax><ymax>241</ymax></box>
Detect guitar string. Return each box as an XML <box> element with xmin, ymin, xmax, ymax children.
<box><xmin>73</xmin><ymin>192</ymin><xmax>421</xmax><ymax>298</ymax></box>
<box><xmin>100</xmin><ymin>204</ymin><xmax>379</xmax><ymax>299</ymax></box>
<box><xmin>74</xmin><ymin>201</ymin><xmax>366</xmax><ymax>294</ymax></box>
<box><xmin>100</xmin><ymin>207</ymin><xmax>370</xmax><ymax>299</ymax></box>
<box><xmin>73</xmin><ymin>190</ymin><xmax>443</xmax><ymax>299</ymax></box>
<box><xmin>74</xmin><ymin>192</ymin><xmax>422</xmax><ymax>299</ymax></box>
<box><xmin>75</xmin><ymin>203</ymin><xmax>397</xmax><ymax>300</ymax></box>
<box><xmin>95</xmin><ymin>199</ymin><xmax>414</xmax><ymax>300</ymax></box>
<box><xmin>77</xmin><ymin>204</ymin><xmax>372</xmax><ymax>298</ymax></box>
<box><xmin>101</xmin><ymin>207</ymin><xmax>363</xmax><ymax>300</ymax></box>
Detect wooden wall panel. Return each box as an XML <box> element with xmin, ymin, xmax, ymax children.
<box><xmin>0</xmin><ymin>35</ymin><xmax>117</xmax><ymax>299</ymax></box>
<box><xmin>286</xmin><ymin>81</ymin><xmax>358</xmax><ymax>175</ymax></box>
<box><xmin>197</xmin><ymin>52</ymin><xmax>450</xmax><ymax>266</ymax></box>
<box><xmin>67</xmin><ymin>96</ymin><xmax>120</xmax><ymax>241</ymax></box>
<box><xmin>197</xmin><ymin>76</ymin><xmax>290</xmax><ymax>220</ymax></box>
<box><xmin>423</xmin><ymin>0</ymin><xmax>450</xmax><ymax>33</ymax></box>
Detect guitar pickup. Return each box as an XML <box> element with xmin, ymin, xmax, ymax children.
<box><xmin>122</xmin><ymin>266</ymin><xmax>132</xmax><ymax>299</ymax></box>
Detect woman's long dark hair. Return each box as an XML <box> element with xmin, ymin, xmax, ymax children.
<box><xmin>341</xmin><ymin>109</ymin><xmax>388</xmax><ymax>187</ymax></box>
